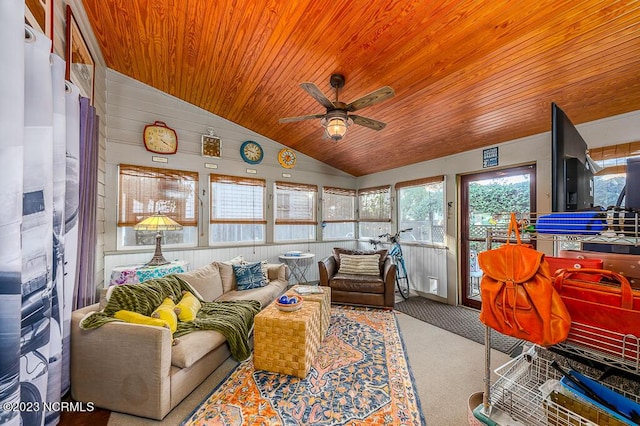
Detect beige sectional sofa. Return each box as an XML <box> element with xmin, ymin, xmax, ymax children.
<box><xmin>70</xmin><ymin>260</ymin><xmax>288</xmax><ymax>420</ymax></box>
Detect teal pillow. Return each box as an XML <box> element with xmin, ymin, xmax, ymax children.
<box><xmin>233</xmin><ymin>262</ymin><xmax>267</xmax><ymax>291</ymax></box>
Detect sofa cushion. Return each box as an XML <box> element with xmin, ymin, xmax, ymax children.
<box><xmin>113</xmin><ymin>310</ymin><xmax>171</xmax><ymax>329</ymax></box>
<box><xmin>174</xmin><ymin>292</ymin><xmax>201</xmax><ymax>322</ymax></box>
<box><xmin>171</xmin><ymin>330</ymin><xmax>227</xmax><ymax>368</ymax></box>
<box><xmin>175</xmin><ymin>262</ymin><xmax>223</xmax><ymax>302</ymax></box>
<box><xmin>216</xmin><ymin>261</ymin><xmax>238</xmax><ymax>293</ymax></box>
<box><xmin>267</xmin><ymin>263</ymin><xmax>287</xmax><ymax>281</ymax></box>
<box><xmin>332</xmin><ymin>247</ymin><xmax>388</xmax><ymax>271</ymax></box>
<box><xmin>330</xmin><ymin>274</ymin><xmax>385</xmax><ymax>293</ymax></box>
<box><xmin>338</xmin><ymin>254</ymin><xmax>381</xmax><ymax>275</ymax></box>
<box><xmin>151</xmin><ymin>297</ymin><xmax>178</xmax><ymax>333</ymax></box>
<box><xmin>216</xmin><ymin>280</ymin><xmax>288</xmax><ymax>307</ymax></box>
<box><xmin>233</xmin><ymin>262</ymin><xmax>267</xmax><ymax>291</ymax></box>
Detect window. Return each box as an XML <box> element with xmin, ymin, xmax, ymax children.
<box><xmin>274</xmin><ymin>181</ymin><xmax>317</xmax><ymax>241</ymax></box>
<box><xmin>358</xmin><ymin>185</ymin><xmax>391</xmax><ymax>239</ymax></box>
<box><xmin>322</xmin><ymin>186</ymin><xmax>356</xmax><ymax>239</ymax></box>
<box><xmin>118</xmin><ymin>165</ymin><xmax>198</xmax><ymax>249</ymax></box>
<box><xmin>209</xmin><ymin>174</ymin><xmax>266</xmax><ymax>244</ymax></box>
<box><xmin>589</xmin><ymin>142</ymin><xmax>639</xmax><ymax>208</ymax></box>
<box><xmin>396</xmin><ymin>176</ymin><xmax>445</xmax><ymax>244</ymax></box>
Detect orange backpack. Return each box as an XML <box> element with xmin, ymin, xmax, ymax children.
<box><xmin>478</xmin><ymin>213</ymin><xmax>571</xmax><ymax>346</ymax></box>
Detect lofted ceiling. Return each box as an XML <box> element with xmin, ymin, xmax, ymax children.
<box><xmin>81</xmin><ymin>0</ymin><xmax>640</xmax><ymax>177</ymax></box>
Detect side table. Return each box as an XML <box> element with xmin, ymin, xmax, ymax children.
<box><xmin>278</xmin><ymin>253</ymin><xmax>315</xmax><ymax>285</ymax></box>
<box><xmin>289</xmin><ymin>285</ymin><xmax>331</xmax><ymax>337</ymax></box>
<box><xmin>109</xmin><ymin>260</ymin><xmax>190</xmax><ymax>286</ymax></box>
<box><xmin>253</xmin><ymin>301</ymin><xmax>322</xmax><ymax>378</ymax></box>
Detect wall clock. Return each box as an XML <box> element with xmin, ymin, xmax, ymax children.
<box><xmin>240</xmin><ymin>140</ymin><xmax>263</xmax><ymax>164</ymax></box>
<box><xmin>278</xmin><ymin>148</ymin><xmax>296</xmax><ymax>169</ymax></box>
<box><xmin>143</xmin><ymin>121</ymin><xmax>178</xmax><ymax>154</ymax></box>
<box><xmin>201</xmin><ymin>135</ymin><xmax>221</xmax><ymax>158</ymax></box>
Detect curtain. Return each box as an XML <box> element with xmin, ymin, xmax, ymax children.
<box><xmin>0</xmin><ymin>2</ymin><xmax>26</xmax><ymax>426</ymax></box>
<box><xmin>1</xmin><ymin>2</ymin><xmax>91</xmax><ymax>423</ymax></box>
<box><xmin>61</xmin><ymin>81</ymin><xmax>80</xmax><ymax>399</ymax></box>
<box><xmin>73</xmin><ymin>97</ymin><xmax>99</xmax><ymax>310</ymax></box>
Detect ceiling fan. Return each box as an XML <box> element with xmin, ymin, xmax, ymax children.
<box><xmin>279</xmin><ymin>74</ymin><xmax>395</xmax><ymax>141</ymax></box>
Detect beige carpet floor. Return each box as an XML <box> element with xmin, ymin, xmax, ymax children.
<box><xmin>107</xmin><ymin>310</ymin><xmax>511</xmax><ymax>426</ymax></box>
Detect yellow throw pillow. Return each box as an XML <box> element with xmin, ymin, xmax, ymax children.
<box><xmin>151</xmin><ymin>297</ymin><xmax>178</xmax><ymax>333</ymax></box>
<box><xmin>174</xmin><ymin>291</ymin><xmax>201</xmax><ymax>322</ymax></box>
<box><xmin>114</xmin><ymin>310</ymin><xmax>170</xmax><ymax>329</ymax></box>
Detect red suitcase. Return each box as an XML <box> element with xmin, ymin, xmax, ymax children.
<box><xmin>559</xmin><ymin>250</ymin><xmax>640</xmax><ymax>288</ymax></box>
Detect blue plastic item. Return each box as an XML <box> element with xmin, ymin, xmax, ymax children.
<box><xmin>535</xmin><ymin>212</ymin><xmax>607</xmax><ymax>235</ymax></box>
<box><xmin>560</xmin><ymin>371</ymin><xmax>640</xmax><ymax>425</ymax></box>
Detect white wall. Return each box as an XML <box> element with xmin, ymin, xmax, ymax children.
<box><xmin>102</xmin><ymin>70</ymin><xmax>359</xmax><ymax>282</ymax></box>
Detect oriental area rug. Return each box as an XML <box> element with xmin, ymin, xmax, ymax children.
<box><xmin>182</xmin><ymin>306</ymin><xmax>425</xmax><ymax>425</ymax></box>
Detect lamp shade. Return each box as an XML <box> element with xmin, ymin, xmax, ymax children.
<box><xmin>134</xmin><ymin>212</ymin><xmax>182</xmax><ymax>267</ymax></box>
<box><xmin>134</xmin><ymin>212</ymin><xmax>183</xmax><ymax>231</ymax></box>
<box><xmin>321</xmin><ymin>111</ymin><xmax>352</xmax><ymax>141</ymax></box>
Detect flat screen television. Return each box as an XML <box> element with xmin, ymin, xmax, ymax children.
<box><xmin>551</xmin><ymin>102</ymin><xmax>594</xmax><ymax>212</ymax></box>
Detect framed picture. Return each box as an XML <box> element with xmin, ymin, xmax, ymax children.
<box><xmin>201</xmin><ymin>135</ymin><xmax>222</xmax><ymax>158</ymax></box>
<box><xmin>65</xmin><ymin>5</ymin><xmax>95</xmax><ymax>104</ymax></box>
<box><xmin>25</xmin><ymin>0</ymin><xmax>53</xmax><ymax>40</ymax></box>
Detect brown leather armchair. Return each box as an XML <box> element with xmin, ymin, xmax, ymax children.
<box><xmin>318</xmin><ymin>248</ymin><xmax>396</xmax><ymax>308</ymax></box>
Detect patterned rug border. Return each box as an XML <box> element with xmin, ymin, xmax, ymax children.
<box><xmin>392</xmin><ymin>307</ymin><xmax>427</xmax><ymax>425</ymax></box>
<box><xmin>181</xmin><ymin>305</ymin><xmax>426</xmax><ymax>426</ymax></box>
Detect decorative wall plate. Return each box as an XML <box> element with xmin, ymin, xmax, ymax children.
<box><xmin>240</xmin><ymin>140</ymin><xmax>263</xmax><ymax>164</ymax></box>
<box><xmin>278</xmin><ymin>148</ymin><xmax>296</xmax><ymax>169</ymax></box>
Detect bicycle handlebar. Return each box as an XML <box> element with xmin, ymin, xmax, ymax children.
<box><xmin>377</xmin><ymin>228</ymin><xmax>413</xmax><ymax>239</ymax></box>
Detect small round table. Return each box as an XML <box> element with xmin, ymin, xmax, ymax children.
<box><xmin>278</xmin><ymin>253</ymin><xmax>315</xmax><ymax>285</ymax></box>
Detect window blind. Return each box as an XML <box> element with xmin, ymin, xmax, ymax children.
<box><xmin>322</xmin><ymin>186</ymin><xmax>356</xmax><ymax>223</ymax></box>
<box><xmin>210</xmin><ymin>174</ymin><xmax>266</xmax><ymax>224</ymax></box>
<box><xmin>275</xmin><ymin>181</ymin><xmax>318</xmax><ymax>225</ymax></box>
<box><xmin>358</xmin><ymin>185</ymin><xmax>391</xmax><ymax>222</ymax></box>
<box><xmin>118</xmin><ymin>164</ymin><xmax>198</xmax><ymax>227</ymax></box>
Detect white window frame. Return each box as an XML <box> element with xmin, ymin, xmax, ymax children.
<box><xmin>274</xmin><ymin>181</ymin><xmax>318</xmax><ymax>242</ymax></box>
<box><xmin>321</xmin><ymin>186</ymin><xmax>356</xmax><ymax>240</ymax></box>
<box><xmin>117</xmin><ymin>164</ymin><xmax>198</xmax><ymax>250</ymax></box>
<box><xmin>396</xmin><ymin>176</ymin><xmax>446</xmax><ymax>245</ymax></box>
<box><xmin>209</xmin><ymin>174</ymin><xmax>266</xmax><ymax>245</ymax></box>
<box><xmin>357</xmin><ymin>185</ymin><xmax>391</xmax><ymax>240</ymax></box>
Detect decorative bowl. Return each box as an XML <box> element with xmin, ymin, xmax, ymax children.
<box><xmin>275</xmin><ymin>295</ymin><xmax>303</xmax><ymax>312</ymax></box>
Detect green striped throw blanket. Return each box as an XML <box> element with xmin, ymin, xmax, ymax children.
<box><xmin>80</xmin><ymin>275</ymin><xmax>261</xmax><ymax>361</ymax></box>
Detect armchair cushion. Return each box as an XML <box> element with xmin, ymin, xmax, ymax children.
<box><xmin>332</xmin><ymin>247</ymin><xmax>388</xmax><ymax>271</ymax></box>
<box><xmin>337</xmin><ymin>254</ymin><xmax>381</xmax><ymax>275</ymax></box>
<box><xmin>330</xmin><ymin>274</ymin><xmax>385</xmax><ymax>293</ymax></box>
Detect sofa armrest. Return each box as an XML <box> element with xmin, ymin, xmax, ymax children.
<box><xmin>71</xmin><ymin>304</ymin><xmax>173</xmax><ymax>419</ymax></box>
<box><xmin>318</xmin><ymin>256</ymin><xmax>337</xmax><ymax>286</ymax></box>
<box><xmin>382</xmin><ymin>257</ymin><xmax>397</xmax><ymax>307</ymax></box>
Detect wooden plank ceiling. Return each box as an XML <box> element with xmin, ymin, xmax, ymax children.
<box><xmin>81</xmin><ymin>0</ymin><xmax>640</xmax><ymax>177</ymax></box>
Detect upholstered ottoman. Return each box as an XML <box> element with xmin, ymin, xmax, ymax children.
<box><xmin>289</xmin><ymin>285</ymin><xmax>331</xmax><ymax>337</ymax></box>
<box><xmin>253</xmin><ymin>301</ymin><xmax>321</xmax><ymax>378</ymax></box>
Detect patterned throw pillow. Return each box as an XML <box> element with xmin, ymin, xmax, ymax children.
<box><xmin>337</xmin><ymin>254</ymin><xmax>381</xmax><ymax>275</ymax></box>
<box><xmin>233</xmin><ymin>261</ymin><xmax>268</xmax><ymax>291</ymax></box>
<box><xmin>332</xmin><ymin>247</ymin><xmax>388</xmax><ymax>270</ymax></box>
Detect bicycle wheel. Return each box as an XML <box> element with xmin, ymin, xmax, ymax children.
<box><xmin>394</xmin><ymin>258</ymin><xmax>411</xmax><ymax>299</ymax></box>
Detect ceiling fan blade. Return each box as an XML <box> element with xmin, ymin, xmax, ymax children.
<box><xmin>350</xmin><ymin>115</ymin><xmax>387</xmax><ymax>131</ymax></box>
<box><xmin>346</xmin><ymin>86</ymin><xmax>395</xmax><ymax>112</ymax></box>
<box><xmin>279</xmin><ymin>113</ymin><xmax>326</xmax><ymax>123</ymax></box>
<box><xmin>300</xmin><ymin>82</ymin><xmax>335</xmax><ymax>110</ymax></box>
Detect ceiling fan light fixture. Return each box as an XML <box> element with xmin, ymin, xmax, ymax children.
<box><xmin>321</xmin><ymin>111</ymin><xmax>352</xmax><ymax>141</ymax></box>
